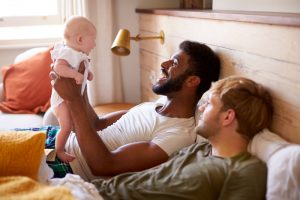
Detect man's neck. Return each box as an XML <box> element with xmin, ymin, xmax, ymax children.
<box><xmin>210</xmin><ymin>133</ymin><xmax>249</xmax><ymax>158</ymax></box>
<box><xmin>156</xmin><ymin>95</ymin><xmax>199</xmax><ymax>118</ymax></box>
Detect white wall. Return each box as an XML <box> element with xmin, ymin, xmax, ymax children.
<box><xmin>113</xmin><ymin>0</ymin><xmax>180</xmax><ymax>103</ymax></box>
<box><xmin>0</xmin><ymin>48</ymin><xmax>31</xmax><ymax>82</ymax></box>
<box><xmin>213</xmin><ymin>0</ymin><xmax>300</xmax><ymax>13</ymax></box>
<box><xmin>0</xmin><ymin>48</ymin><xmax>26</xmax><ymax>66</ymax></box>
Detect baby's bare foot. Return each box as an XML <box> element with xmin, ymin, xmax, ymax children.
<box><xmin>57</xmin><ymin>151</ymin><xmax>75</xmax><ymax>163</ymax></box>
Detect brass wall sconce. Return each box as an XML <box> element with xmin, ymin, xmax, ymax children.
<box><xmin>111</xmin><ymin>29</ymin><xmax>165</xmax><ymax>56</ymax></box>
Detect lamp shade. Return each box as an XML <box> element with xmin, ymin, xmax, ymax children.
<box><xmin>111</xmin><ymin>29</ymin><xmax>130</xmax><ymax>56</ymax></box>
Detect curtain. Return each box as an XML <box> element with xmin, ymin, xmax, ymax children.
<box><xmin>61</xmin><ymin>0</ymin><xmax>86</xmax><ymax>21</ymax></box>
<box><xmin>61</xmin><ymin>0</ymin><xmax>124</xmax><ymax>106</ymax></box>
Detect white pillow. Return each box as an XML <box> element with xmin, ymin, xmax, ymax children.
<box><xmin>248</xmin><ymin>129</ymin><xmax>300</xmax><ymax>199</ymax></box>
<box><xmin>43</xmin><ymin>108</ymin><xmax>59</xmax><ymax>126</ymax></box>
<box><xmin>14</xmin><ymin>47</ymin><xmax>48</xmax><ymax>63</ymax></box>
<box><xmin>248</xmin><ymin>129</ymin><xmax>290</xmax><ymax>162</ymax></box>
<box><xmin>38</xmin><ymin>153</ymin><xmax>54</xmax><ymax>183</ymax></box>
<box><xmin>267</xmin><ymin>145</ymin><xmax>300</xmax><ymax>200</ymax></box>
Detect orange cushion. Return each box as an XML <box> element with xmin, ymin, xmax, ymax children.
<box><xmin>0</xmin><ymin>47</ymin><xmax>53</xmax><ymax>114</ymax></box>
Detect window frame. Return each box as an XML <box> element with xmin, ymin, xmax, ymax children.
<box><xmin>0</xmin><ymin>0</ymin><xmax>64</xmax><ymax>48</ymax></box>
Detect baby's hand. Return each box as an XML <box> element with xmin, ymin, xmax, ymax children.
<box><xmin>87</xmin><ymin>71</ymin><xmax>93</xmax><ymax>81</ymax></box>
<box><xmin>74</xmin><ymin>73</ymin><xmax>84</xmax><ymax>84</ymax></box>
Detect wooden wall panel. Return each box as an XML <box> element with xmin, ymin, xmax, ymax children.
<box><xmin>138</xmin><ymin>13</ymin><xmax>300</xmax><ymax>144</ymax></box>
<box><xmin>140</xmin><ymin>50</ymin><xmax>164</xmax><ymax>101</ymax></box>
<box><xmin>139</xmin><ymin>14</ymin><xmax>300</xmax><ymax>64</ymax></box>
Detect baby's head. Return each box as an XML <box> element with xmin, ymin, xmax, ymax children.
<box><xmin>63</xmin><ymin>16</ymin><xmax>97</xmax><ymax>55</ymax></box>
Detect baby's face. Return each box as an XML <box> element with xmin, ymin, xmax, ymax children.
<box><xmin>80</xmin><ymin>30</ymin><xmax>97</xmax><ymax>55</ymax></box>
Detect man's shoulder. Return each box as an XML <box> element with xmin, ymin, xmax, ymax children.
<box><xmin>132</xmin><ymin>101</ymin><xmax>155</xmax><ymax>108</ymax></box>
<box><xmin>175</xmin><ymin>142</ymin><xmax>211</xmax><ymax>156</ymax></box>
<box><xmin>237</xmin><ymin>152</ymin><xmax>266</xmax><ymax>166</ymax></box>
<box><xmin>126</xmin><ymin>102</ymin><xmax>154</xmax><ymax>113</ymax></box>
<box><xmin>220</xmin><ymin>152</ymin><xmax>267</xmax><ymax>199</ymax></box>
<box><xmin>230</xmin><ymin>152</ymin><xmax>267</xmax><ymax>177</ymax></box>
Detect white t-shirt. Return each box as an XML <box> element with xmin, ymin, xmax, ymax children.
<box><xmin>50</xmin><ymin>43</ymin><xmax>90</xmax><ymax>108</ymax></box>
<box><xmin>66</xmin><ymin>102</ymin><xmax>197</xmax><ymax>181</ymax></box>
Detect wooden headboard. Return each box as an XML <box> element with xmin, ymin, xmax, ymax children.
<box><xmin>137</xmin><ymin>9</ymin><xmax>300</xmax><ymax>144</ymax></box>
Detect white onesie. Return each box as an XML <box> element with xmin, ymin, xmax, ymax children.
<box><xmin>50</xmin><ymin>43</ymin><xmax>90</xmax><ymax>108</ymax></box>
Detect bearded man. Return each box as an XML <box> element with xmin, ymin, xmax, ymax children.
<box><xmin>51</xmin><ymin>40</ymin><xmax>221</xmax><ymax>181</ymax></box>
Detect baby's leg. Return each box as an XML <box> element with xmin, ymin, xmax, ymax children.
<box><xmin>54</xmin><ymin>102</ymin><xmax>75</xmax><ymax>163</ymax></box>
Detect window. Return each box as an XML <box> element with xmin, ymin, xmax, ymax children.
<box><xmin>0</xmin><ymin>0</ymin><xmax>63</xmax><ymax>48</ymax></box>
<box><xmin>0</xmin><ymin>0</ymin><xmax>62</xmax><ymax>26</ymax></box>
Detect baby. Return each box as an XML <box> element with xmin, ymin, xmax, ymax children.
<box><xmin>50</xmin><ymin>16</ymin><xmax>97</xmax><ymax>162</ymax></box>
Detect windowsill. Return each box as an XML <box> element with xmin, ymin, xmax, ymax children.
<box><xmin>0</xmin><ymin>25</ymin><xmax>63</xmax><ymax>49</ymax></box>
<box><xmin>135</xmin><ymin>9</ymin><xmax>300</xmax><ymax>27</ymax></box>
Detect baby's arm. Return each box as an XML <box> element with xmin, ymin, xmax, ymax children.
<box><xmin>53</xmin><ymin>59</ymin><xmax>84</xmax><ymax>84</ymax></box>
